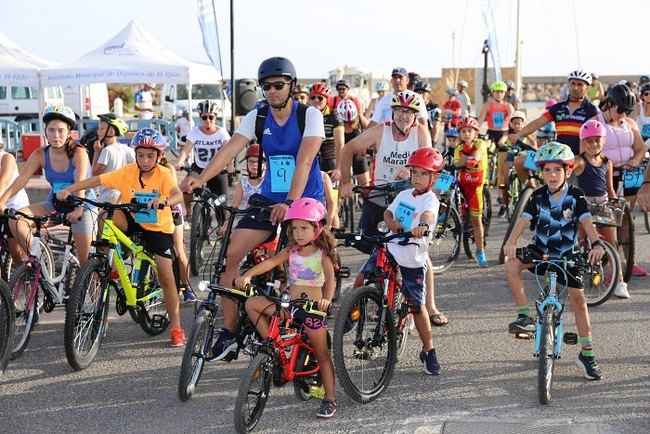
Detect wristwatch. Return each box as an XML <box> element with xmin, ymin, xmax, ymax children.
<box><xmin>591</xmin><ymin>239</ymin><xmax>605</xmax><ymax>248</ymax></box>
<box><xmin>284</xmin><ymin>199</ymin><xmax>294</xmax><ymax>206</ymax></box>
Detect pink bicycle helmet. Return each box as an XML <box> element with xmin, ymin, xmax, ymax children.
<box><xmin>579</xmin><ymin>119</ymin><xmax>606</xmax><ymax>140</ymax></box>
<box><xmin>545</xmin><ymin>98</ymin><xmax>558</xmax><ymax>110</ymax></box>
<box><xmin>283</xmin><ymin>197</ymin><xmax>327</xmax><ymax>241</ymax></box>
<box><xmin>337</xmin><ymin>99</ymin><xmax>358</xmax><ymax>123</ymax></box>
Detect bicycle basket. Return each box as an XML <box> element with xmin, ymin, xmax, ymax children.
<box><xmin>584</xmin><ymin>197</ymin><xmax>626</xmax><ymax>227</ymax></box>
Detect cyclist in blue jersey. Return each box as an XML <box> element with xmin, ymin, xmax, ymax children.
<box><xmin>181</xmin><ymin>57</ymin><xmax>325</xmax><ymax>361</ymax></box>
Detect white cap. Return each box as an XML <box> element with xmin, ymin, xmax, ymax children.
<box><xmin>458</xmin><ymin>80</ymin><xmax>468</xmax><ymax>87</ymax></box>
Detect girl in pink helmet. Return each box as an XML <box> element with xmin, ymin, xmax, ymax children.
<box><xmin>235</xmin><ymin>197</ymin><xmax>338</xmax><ymax>418</ymax></box>
<box><xmin>574</xmin><ymin>120</ymin><xmax>627</xmax><ymax>297</ymax></box>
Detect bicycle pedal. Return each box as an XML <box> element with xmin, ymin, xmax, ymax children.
<box><xmin>514</xmin><ymin>331</ymin><xmax>534</xmax><ymax>340</ymax></box>
<box><xmin>336</xmin><ymin>267</ymin><xmax>350</xmax><ymax>279</ymax></box>
<box><xmin>563</xmin><ymin>332</ymin><xmax>578</xmax><ymax>345</ymax></box>
<box><xmin>353</xmin><ymin>349</ymin><xmax>370</xmax><ymax>360</ymax></box>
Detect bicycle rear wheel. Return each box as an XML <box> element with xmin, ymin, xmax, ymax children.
<box><xmin>616</xmin><ymin>206</ymin><xmax>634</xmax><ymax>283</ymax></box>
<box><xmin>234</xmin><ymin>352</ymin><xmax>274</xmax><ymax>433</ymax></box>
<box><xmin>506</xmin><ymin>171</ymin><xmax>520</xmax><ymax>221</ymax></box>
<box><xmin>644</xmin><ymin>211</ymin><xmax>650</xmax><ymax>234</ymax></box>
<box><xmin>499</xmin><ymin>187</ymin><xmax>534</xmax><ymax>264</ymax></box>
<box><xmin>430</xmin><ymin>204</ymin><xmax>461</xmax><ymax>274</ymax></box>
<box><xmin>137</xmin><ymin>260</ymin><xmax>169</xmax><ymax>336</ymax></box>
<box><xmin>538</xmin><ymin>306</ymin><xmax>556</xmax><ymax>405</ymax></box>
<box><xmin>64</xmin><ymin>257</ymin><xmax>110</xmax><ymax>371</ymax></box>
<box><xmin>585</xmin><ymin>240</ymin><xmax>620</xmax><ymax>307</ymax></box>
<box><xmin>0</xmin><ymin>279</ymin><xmax>14</xmax><ymax>374</ymax></box>
<box><xmin>8</xmin><ymin>264</ymin><xmax>37</xmax><ymax>360</ymax></box>
<box><xmin>333</xmin><ymin>284</ymin><xmax>397</xmax><ymax>403</ymax></box>
<box><xmin>178</xmin><ymin>309</ymin><xmax>215</xmax><ymax>401</ymax></box>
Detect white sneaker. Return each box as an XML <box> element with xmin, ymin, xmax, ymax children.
<box><xmin>614</xmin><ymin>282</ymin><xmax>630</xmax><ymax>299</ymax></box>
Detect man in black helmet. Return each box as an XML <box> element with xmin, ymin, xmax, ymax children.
<box><xmin>181</xmin><ymin>57</ymin><xmax>325</xmax><ymax>361</ymax></box>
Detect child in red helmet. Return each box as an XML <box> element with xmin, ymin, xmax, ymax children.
<box><xmin>455</xmin><ymin>116</ymin><xmax>490</xmax><ymax>267</ymax></box>
<box><xmin>383</xmin><ymin>147</ymin><xmax>444</xmax><ymax>375</ymax></box>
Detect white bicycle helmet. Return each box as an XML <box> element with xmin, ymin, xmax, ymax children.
<box><xmin>567</xmin><ymin>70</ymin><xmax>593</xmax><ymax>86</ymax></box>
<box><xmin>375</xmin><ymin>81</ymin><xmax>389</xmax><ymax>92</ymax></box>
<box><xmin>337</xmin><ymin>99</ymin><xmax>358</xmax><ymax>123</ymax></box>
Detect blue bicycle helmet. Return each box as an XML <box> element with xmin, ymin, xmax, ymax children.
<box><xmin>257</xmin><ymin>57</ymin><xmax>297</xmax><ymax>84</ymax></box>
<box><xmin>446</xmin><ymin>127</ymin><xmax>459</xmax><ymax>138</ymax></box>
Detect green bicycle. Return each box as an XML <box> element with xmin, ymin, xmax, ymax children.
<box><xmin>63</xmin><ymin>197</ymin><xmax>171</xmax><ymax>371</ymax></box>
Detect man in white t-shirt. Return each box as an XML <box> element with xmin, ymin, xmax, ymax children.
<box><xmin>456</xmin><ymin>80</ymin><xmax>472</xmax><ymax>117</ymax></box>
<box><xmin>369</xmin><ymin>67</ymin><xmax>428</xmax><ymax>127</ymax></box>
<box><xmin>92</xmin><ymin>113</ymin><xmax>135</xmax><ymax>202</ymax></box>
<box><xmin>135</xmin><ymin>83</ymin><xmax>156</xmax><ymax>120</ymax></box>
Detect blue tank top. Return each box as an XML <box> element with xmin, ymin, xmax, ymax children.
<box><xmin>44</xmin><ymin>146</ymin><xmax>96</xmax><ymax>202</ymax></box>
<box><xmin>577</xmin><ymin>153</ymin><xmax>608</xmax><ymax>197</ymax></box>
<box><xmin>260</xmin><ymin>101</ymin><xmax>323</xmax><ymax>203</ymax></box>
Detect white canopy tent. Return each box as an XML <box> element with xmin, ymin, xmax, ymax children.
<box><xmin>40</xmin><ymin>20</ymin><xmax>221</xmax><ymax>86</ymax></box>
<box><xmin>0</xmin><ymin>31</ymin><xmax>53</xmax><ymax>86</ymax></box>
<box><xmin>40</xmin><ymin>20</ymin><xmax>222</xmax><ymax>134</ymax></box>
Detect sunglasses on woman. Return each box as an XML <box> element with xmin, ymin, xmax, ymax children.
<box><xmin>201</xmin><ymin>115</ymin><xmax>215</xmax><ymax>121</ymax></box>
<box><xmin>310</xmin><ymin>95</ymin><xmax>325</xmax><ymax>101</ymax></box>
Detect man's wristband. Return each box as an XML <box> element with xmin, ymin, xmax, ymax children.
<box><xmin>591</xmin><ymin>239</ymin><xmax>606</xmax><ymax>249</ymax></box>
<box><xmin>641</xmin><ymin>180</ymin><xmax>650</xmax><ymax>187</ymax></box>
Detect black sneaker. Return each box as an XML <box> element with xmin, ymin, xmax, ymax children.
<box><xmin>576</xmin><ymin>352</ymin><xmax>602</xmax><ymax>380</ymax></box>
<box><xmin>209</xmin><ymin>329</ymin><xmax>237</xmax><ymax>361</ymax></box>
<box><xmin>316</xmin><ymin>399</ymin><xmax>337</xmax><ymax>418</ymax></box>
<box><xmin>498</xmin><ymin>206</ymin><xmax>508</xmax><ymax>218</ymax></box>
<box><xmin>508</xmin><ymin>314</ymin><xmax>535</xmax><ymax>333</ymax></box>
<box><xmin>419</xmin><ymin>348</ymin><xmax>441</xmax><ymax>375</ymax></box>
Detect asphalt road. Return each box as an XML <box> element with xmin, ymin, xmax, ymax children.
<box><xmin>1</xmin><ymin>202</ymin><xmax>649</xmax><ymax>434</ymax></box>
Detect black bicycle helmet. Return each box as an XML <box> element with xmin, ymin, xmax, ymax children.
<box><xmin>335</xmin><ymin>79</ymin><xmax>349</xmax><ymax>89</ymax></box>
<box><xmin>413</xmin><ymin>80</ymin><xmax>432</xmax><ymax>93</ymax></box>
<box><xmin>606</xmin><ymin>84</ymin><xmax>636</xmax><ymax>113</ymax></box>
<box><xmin>257</xmin><ymin>57</ymin><xmax>297</xmax><ymax>84</ymax></box>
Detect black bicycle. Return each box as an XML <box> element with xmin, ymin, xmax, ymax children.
<box><xmin>178</xmin><ymin>189</ymin><xmax>274</xmax><ymax>402</ymax></box>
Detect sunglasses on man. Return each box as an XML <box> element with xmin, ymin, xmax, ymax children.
<box><xmin>261</xmin><ymin>81</ymin><xmax>291</xmax><ymax>91</ymax></box>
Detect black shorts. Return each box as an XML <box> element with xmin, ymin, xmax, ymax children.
<box><xmin>523</xmin><ymin>245</ymin><xmax>584</xmax><ymax>289</ymax></box>
<box><xmin>487</xmin><ymin>129</ymin><xmax>507</xmax><ymax>146</ymax></box>
<box><xmin>190</xmin><ymin>164</ymin><xmax>229</xmax><ymax>197</ymax></box>
<box><xmin>320</xmin><ymin>158</ymin><xmax>336</xmax><ymax>172</ymax></box>
<box><xmin>234</xmin><ymin>193</ymin><xmax>277</xmax><ymax>243</ymax></box>
<box><xmin>122</xmin><ymin>211</ymin><xmax>176</xmax><ymax>259</ymax></box>
<box><xmin>353</xmin><ymin>153</ymin><xmax>369</xmax><ymax>175</ymax></box>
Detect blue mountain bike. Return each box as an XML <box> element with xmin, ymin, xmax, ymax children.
<box><xmin>513</xmin><ymin>247</ymin><xmax>590</xmax><ymax>405</ymax></box>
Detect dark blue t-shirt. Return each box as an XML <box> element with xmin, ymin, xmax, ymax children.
<box><xmin>522</xmin><ymin>184</ymin><xmax>591</xmax><ymax>258</ymax></box>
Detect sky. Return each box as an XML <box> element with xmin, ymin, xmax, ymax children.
<box><xmin>2</xmin><ymin>0</ymin><xmax>647</xmax><ymax>80</ymax></box>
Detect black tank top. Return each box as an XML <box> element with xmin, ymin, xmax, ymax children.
<box><xmin>577</xmin><ymin>153</ymin><xmax>608</xmax><ymax>197</ymax></box>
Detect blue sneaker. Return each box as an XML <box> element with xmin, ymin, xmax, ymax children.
<box><xmin>576</xmin><ymin>352</ymin><xmax>602</xmax><ymax>381</ymax></box>
<box><xmin>475</xmin><ymin>250</ymin><xmax>489</xmax><ymax>267</ymax></box>
<box><xmin>316</xmin><ymin>399</ymin><xmax>337</xmax><ymax>418</ymax></box>
<box><xmin>209</xmin><ymin>329</ymin><xmax>237</xmax><ymax>361</ymax></box>
<box><xmin>183</xmin><ymin>285</ymin><xmax>197</xmax><ymax>303</ymax></box>
<box><xmin>419</xmin><ymin>348</ymin><xmax>441</xmax><ymax>375</ymax></box>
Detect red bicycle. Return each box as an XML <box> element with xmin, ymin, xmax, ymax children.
<box><xmin>332</xmin><ymin>229</ymin><xmax>421</xmax><ymax>403</ymax></box>
<box><xmin>233</xmin><ymin>291</ymin><xmax>327</xmax><ymax>433</ymax></box>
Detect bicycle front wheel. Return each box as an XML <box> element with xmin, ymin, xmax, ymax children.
<box><xmin>585</xmin><ymin>240</ymin><xmax>620</xmax><ymax>307</ymax></box>
<box><xmin>178</xmin><ymin>309</ymin><xmax>215</xmax><ymax>401</ymax></box>
<box><xmin>538</xmin><ymin>306</ymin><xmax>556</xmax><ymax>405</ymax></box>
<box><xmin>333</xmin><ymin>284</ymin><xmax>397</xmax><ymax>403</ymax></box>
<box><xmin>8</xmin><ymin>264</ymin><xmax>37</xmax><ymax>360</ymax></box>
<box><xmin>137</xmin><ymin>261</ymin><xmax>169</xmax><ymax>336</ymax></box>
<box><xmin>0</xmin><ymin>279</ymin><xmax>14</xmax><ymax>374</ymax></box>
<box><xmin>234</xmin><ymin>352</ymin><xmax>274</xmax><ymax>433</ymax></box>
<box><xmin>189</xmin><ymin>202</ymin><xmax>207</xmax><ymax>276</ymax></box>
<box><xmin>64</xmin><ymin>257</ymin><xmax>110</xmax><ymax>371</ymax></box>
<box><xmin>430</xmin><ymin>205</ymin><xmax>461</xmax><ymax>274</ymax></box>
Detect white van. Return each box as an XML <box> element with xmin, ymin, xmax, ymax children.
<box><xmin>0</xmin><ymin>85</ymin><xmax>64</xmax><ymax>121</ymax></box>
<box><xmin>162</xmin><ymin>83</ymin><xmax>231</xmax><ymax>127</ymax></box>
<box><xmin>63</xmin><ymin>83</ymin><xmax>110</xmax><ymax>119</ymax></box>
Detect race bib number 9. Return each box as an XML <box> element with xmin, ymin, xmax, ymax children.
<box><xmin>269</xmin><ymin>155</ymin><xmax>295</xmax><ymax>193</ymax></box>
<box><xmin>492</xmin><ymin>112</ymin><xmax>505</xmax><ymax>129</ymax></box>
<box><xmin>395</xmin><ymin>201</ymin><xmax>416</xmax><ymax>230</ymax></box>
<box><xmin>133</xmin><ymin>191</ymin><xmax>159</xmax><ymax>224</ymax></box>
